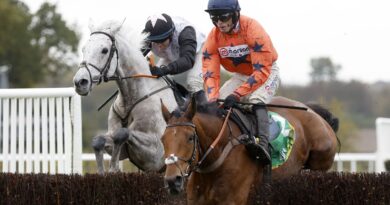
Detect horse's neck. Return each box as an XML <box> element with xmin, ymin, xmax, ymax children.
<box><xmin>115</xmin><ymin>78</ymin><xmax>147</xmax><ymax>107</ymax></box>
<box><xmin>115</xmin><ymin>67</ymin><xmax>156</xmax><ymax>110</ymax></box>
<box><xmin>195</xmin><ymin>114</ymin><xmax>229</xmax><ymax>160</ymax></box>
<box><xmin>113</xmin><ymin>36</ymin><xmax>161</xmax><ymax>109</ymax></box>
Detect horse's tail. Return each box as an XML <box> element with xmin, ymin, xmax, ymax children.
<box><xmin>305</xmin><ymin>103</ymin><xmax>339</xmax><ymax>133</ymax></box>
<box><xmin>305</xmin><ymin>102</ymin><xmax>341</xmax><ymax>154</ymax></box>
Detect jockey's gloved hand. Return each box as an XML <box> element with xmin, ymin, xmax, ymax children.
<box><xmin>223</xmin><ymin>94</ymin><xmax>240</xmax><ymax>109</ymax></box>
<box><xmin>150</xmin><ymin>65</ymin><xmax>170</xmax><ymax>77</ymax></box>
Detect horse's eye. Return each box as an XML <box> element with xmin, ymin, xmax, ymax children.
<box><xmin>102</xmin><ymin>48</ymin><xmax>109</xmax><ymax>54</ymax></box>
<box><xmin>188</xmin><ymin>134</ymin><xmax>194</xmax><ymax>142</ymax></box>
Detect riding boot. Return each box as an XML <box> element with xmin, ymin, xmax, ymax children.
<box><xmin>246</xmin><ymin>104</ymin><xmax>271</xmax><ymax>164</ymax></box>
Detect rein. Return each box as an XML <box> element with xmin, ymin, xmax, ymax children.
<box><xmin>196</xmin><ymin>108</ymin><xmax>233</xmax><ymax>167</ymax></box>
<box><xmin>97</xmin><ymin>74</ymin><xmax>158</xmax><ymax>111</ymax></box>
<box><xmin>104</xmin><ymin>73</ymin><xmax>158</xmax><ymax>81</ymax></box>
<box><xmin>112</xmin><ymin>84</ymin><xmax>171</xmax><ymax>127</ymax></box>
<box><xmin>217</xmin><ymin>99</ymin><xmax>308</xmax><ymax>111</ymax></box>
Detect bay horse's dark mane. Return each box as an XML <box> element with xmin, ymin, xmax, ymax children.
<box><xmin>196</xmin><ymin>101</ymin><xmax>222</xmax><ymax>115</ymax></box>
<box><xmin>173</xmin><ymin>91</ymin><xmax>224</xmax><ymax>117</ymax></box>
<box><xmin>305</xmin><ymin>102</ymin><xmax>339</xmax><ymax>133</ymax></box>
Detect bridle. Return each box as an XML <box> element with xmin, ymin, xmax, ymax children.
<box><xmin>78</xmin><ymin>31</ymin><xmax>159</xmax><ymax>85</ymax></box>
<box><xmin>164</xmin><ymin>122</ymin><xmax>200</xmax><ymax>177</ymax></box>
<box><xmin>77</xmin><ymin>31</ymin><xmax>172</xmax><ymax>127</ymax></box>
<box><xmin>164</xmin><ymin>109</ymin><xmax>236</xmax><ymax>178</ymax></box>
<box><xmin>78</xmin><ymin>31</ymin><xmax>119</xmax><ymax>85</ymax></box>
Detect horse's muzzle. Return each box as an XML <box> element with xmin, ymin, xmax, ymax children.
<box><xmin>73</xmin><ymin>78</ymin><xmax>90</xmax><ymax>96</ymax></box>
<box><xmin>164</xmin><ymin>175</ymin><xmax>184</xmax><ymax>195</ymax></box>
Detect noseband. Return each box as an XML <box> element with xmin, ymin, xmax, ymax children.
<box><xmin>78</xmin><ymin>31</ymin><xmax>119</xmax><ymax>85</ymax></box>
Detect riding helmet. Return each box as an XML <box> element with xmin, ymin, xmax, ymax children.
<box><xmin>205</xmin><ymin>0</ymin><xmax>241</xmax><ymax>29</ymax></box>
<box><xmin>205</xmin><ymin>0</ymin><xmax>241</xmax><ymax>13</ymax></box>
<box><xmin>143</xmin><ymin>13</ymin><xmax>175</xmax><ymax>42</ymax></box>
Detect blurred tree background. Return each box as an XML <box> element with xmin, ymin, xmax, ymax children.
<box><xmin>0</xmin><ymin>0</ymin><xmax>79</xmax><ymax>87</ymax></box>
<box><xmin>1</xmin><ymin>1</ymin><xmax>390</xmax><ymax>154</ymax></box>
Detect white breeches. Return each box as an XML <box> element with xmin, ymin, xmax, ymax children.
<box><xmin>220</xmin><ymin>62</ymin><xmax>280</xmax><ymax>104</ymax></box>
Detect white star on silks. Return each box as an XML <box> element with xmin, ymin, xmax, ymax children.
<box><xmin>147</xmin><ymin>14</ymin><xmax>167</xmax><ymax>27</ymax></box>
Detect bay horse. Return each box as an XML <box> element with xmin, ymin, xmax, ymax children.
<box><xmin>161</xmin><ymin>91</ymin><xmax>338</xmax><ymax>205</ymax></box>
<box><xmin>73</xmin><ymin>19</ymin><xmax>178</xmax><ymax>174</ymax></box>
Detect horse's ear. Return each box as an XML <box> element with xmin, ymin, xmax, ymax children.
<box><xmin>88</xmin><ymin>18</ymin><xmax>97</xmax><ymax>32</ymax></box>
<box><xmin>185</xmin><ymin>94</ymin><xmax>197</xmax><ymax>120</ymax></box>
<box><xmin>161</xmin><ymin>99</ymin><xmax>170</xmax><ymax>123</ymax></box>
<box><xmin>111</xmin><ymin>18</ymin><xmax>126</xmax><ymax>35</ymax></box>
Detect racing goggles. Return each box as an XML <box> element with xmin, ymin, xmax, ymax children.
<box><xmin>210</xmin><ymin>13</ymin><xmax>233</xmax><ymax>23</ymax></box>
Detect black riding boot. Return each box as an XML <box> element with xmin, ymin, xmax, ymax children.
<box><xmin>246</xmin><ymin>104</ymin><xmax>271</xmax><ymax>164</ymax></box>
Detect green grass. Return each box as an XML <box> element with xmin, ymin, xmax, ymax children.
<box><xmin>82</xmin><ymin>160</ymin><xmax>141</xmax><ymax>174</ymax></box>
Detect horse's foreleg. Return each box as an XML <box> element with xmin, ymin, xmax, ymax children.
<box><xmin>92</xmin><ymin>135</ymin><xmax>107</xmax><ymax>175</ymax></box>
<box><xmin>127</xmin><ymin>130</ymin><xmax>165</xmax><ymax>171</ymax></box>
<box><xmin>109</xmin><ymin>128</ymin><xmax>129</xmax><ymax>172</ymax></box>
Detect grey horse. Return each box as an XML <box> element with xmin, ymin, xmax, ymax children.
<box><xmin>73</xmin><ymin>19</ymin><xmax>178</xmax><ymax>174</ymax></box>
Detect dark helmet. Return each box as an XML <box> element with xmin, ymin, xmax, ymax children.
<box><xmin>205</xmin><ymin>0</ymin><xmax>241</xmax><ymax>13</ymax></box>
<box><xmin>143</xmin><ymin>13</ymin><xmax>175</xmax><ymax>42</ymax></box>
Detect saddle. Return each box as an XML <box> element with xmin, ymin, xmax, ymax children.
<box><xmin>229</xmin><ymin>106</ymin><xmax>281</xmax><ymax>143</ymax></box>
<box><xmin>229</xmin><ymin>106</ymin><xmax>296</xmax><ymax>169</ymax></box>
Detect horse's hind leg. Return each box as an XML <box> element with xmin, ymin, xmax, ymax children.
<box><xmin>305</xmin><ymin>135</ymin><xmax>337</xmax><ymax>171</ymax></box>
<box><xmin>109</xmin><ymin>128</ymin><xmax>129</xmax><ymax>172</ymax></box>
<box><xmin>92</xmin><ymin>135</ymin><xmax>107</xmax><ymax>175</ymax></box>
<box><xmin>305</xmin><ymin>150</ymin><xmax>336</xmax><ymax>171</ymax></box>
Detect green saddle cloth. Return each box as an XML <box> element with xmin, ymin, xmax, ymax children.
<box><xmin>269</xmin><ymin>111</ymin><xmax>295</xmax><ymax>169</ymax></box>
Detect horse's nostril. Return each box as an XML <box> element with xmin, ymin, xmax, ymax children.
<box><xmin>175</xmin><ymin>176</ymin><xmax>183</xmax><ymax>186</ymax></box>
<box><xmin>79</xmin><ymin>79</ymin><xmax>89</xmax><ymax>87</ymax></box>
<box><xmin>175</xmin><ymin>176</ymin><xmax>183</xmax><ymax>182</ymax></box>
<box><xmin>165</xmin><ymin>175</ymin><xmax>183</xmax><ymax>187</ymax></box>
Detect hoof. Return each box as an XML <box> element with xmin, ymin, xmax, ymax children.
<box><xmin>109</xmin><ymin>167</ymin><xmax>120</xmax><ymax>173</ymax></box>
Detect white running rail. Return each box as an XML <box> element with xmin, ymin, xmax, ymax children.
<box><xmin>0</xmin><ymin>87</ymin><xmax>82</xmax><ymax>174</ymax></box>
<box><xmin>0</xmin><ymin>87</ymin><xmax>388</xmax><ymax>174</ymax></box>
<box><xmin>332</xmin><ymin>118</ymin><xmax>390</xmax><ymax>173</ymax></box>
<box><xmin>333</xmin><ymin>153</ymin><xmax>376</xmax><ymax>172</ymax></box>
